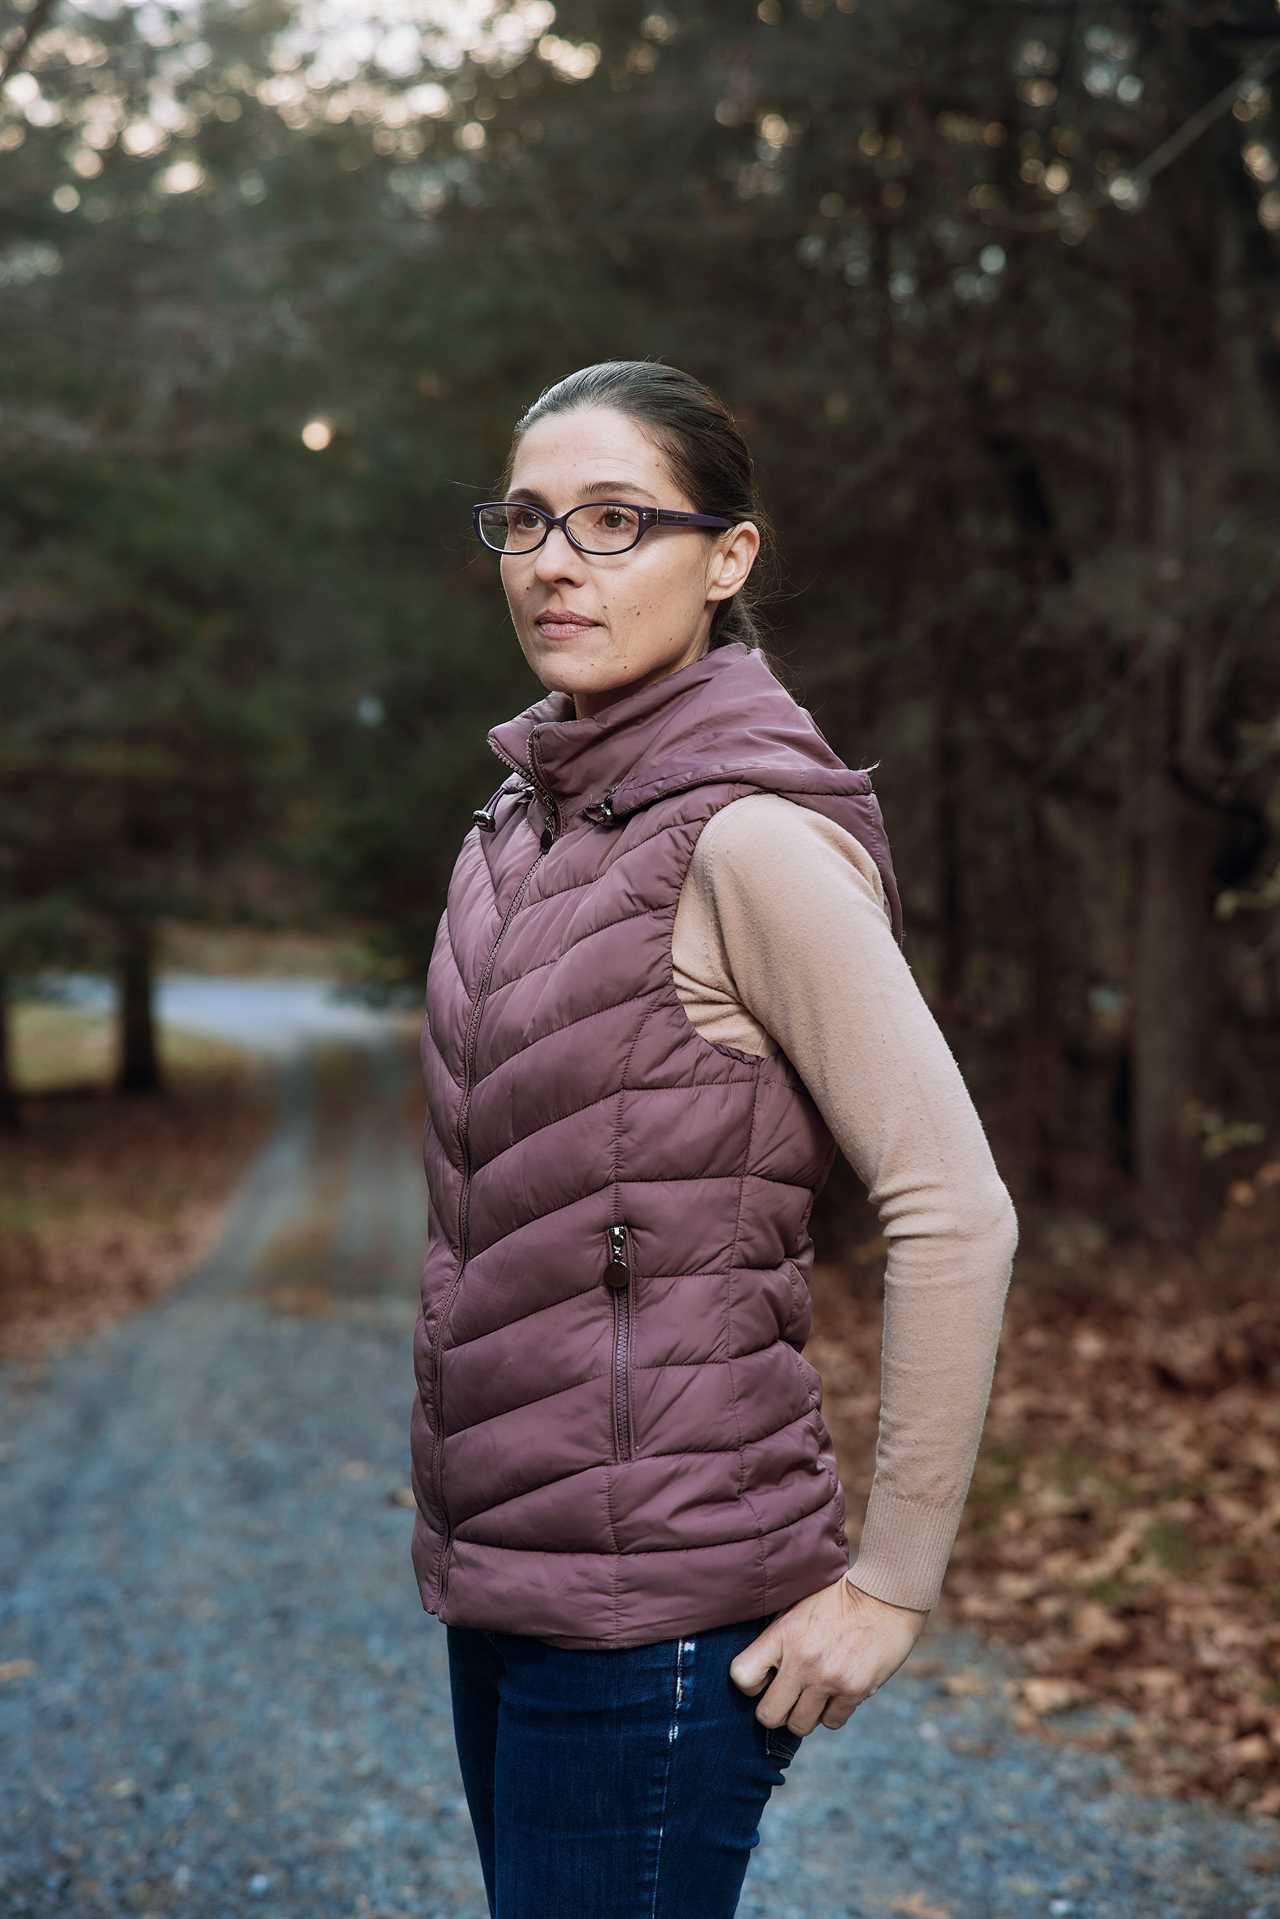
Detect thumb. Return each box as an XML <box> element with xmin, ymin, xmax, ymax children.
<box><xmin>728</xmin><ymin>1627</ymin><xmax>782</xmax><ymax>1697</ymax></box>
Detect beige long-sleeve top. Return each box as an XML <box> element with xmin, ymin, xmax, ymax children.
<box><xmin>671</xmin><ymin>793</ymin><xmax>1019</xmax><ymax>1614</ymax></box>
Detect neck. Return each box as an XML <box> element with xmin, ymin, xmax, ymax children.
<box><xmin>572</xmin><ymin>639</ymin><xmax>713</xmax><ymax>723</ymax></box>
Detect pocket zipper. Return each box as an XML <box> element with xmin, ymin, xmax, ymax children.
<box><xmin>603</xmin><ymin>1222</ymin><xmax>633</xmax><ymax>1461</ymax></box>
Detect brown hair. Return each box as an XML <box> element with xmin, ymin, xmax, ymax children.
<box><xmin>498</xmin><ymin>359</ymin><xmax>794</xmax><ymax>686</ymax></box>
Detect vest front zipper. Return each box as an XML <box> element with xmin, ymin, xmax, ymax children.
<box><xmin>429</xmin><ymin>733</ymin><xmax>560</xmax><ymax>1606</ymax></box>
<box><xmin>603</xmin><ymin>1221</ymin><xmax>633</xmax><ymax>1462</ymax></box>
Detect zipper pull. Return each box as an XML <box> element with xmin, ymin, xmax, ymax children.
<box><xmin>474</xmin><ymin>775</ymin><xmax>535</xmax><ymax>830</ymax></box>
<box><xmin>472</xmin><ymin>778</ymin><xmax>511</xmax><ymax>830</ymax></box>
<box><xmin>604</xmin><ymin>1223</ymin><xmax>630</xmax><ymax>1289</ymax></box>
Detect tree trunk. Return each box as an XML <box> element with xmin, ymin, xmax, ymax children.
<box><xmin>115</xmin><ymin>918</ymin><xmax>162</xmax><ymax>1095</ymax></box>
<box><xmin>0</xmin><ymin>972</ymin><xmax>20</xmax><ymax>1131</ymax></box>
<box><xmin>1131</xmin><ymin>619</ymin><xmax>1220</xmax><ymax>1240</ymax></box>
<box><xmin>933</xmin><ymin>658</ymin><xmax>966</xmax><ymax>1020</ymax></box>
<box><xmin>1127</xmin><ymin>26</ymin><xmax>1230</xmax><ymax>1240</ymax></box>
<box><xmin>1017</xmin><ymin>794</ymin><xmax>1060</xmax><ymax>1203</ymax></box>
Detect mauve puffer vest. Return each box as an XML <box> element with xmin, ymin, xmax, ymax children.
<box><xmin>409</xmin><ymin>640</ymin><xmax>905</xmax><ymax>1649</ymax></box>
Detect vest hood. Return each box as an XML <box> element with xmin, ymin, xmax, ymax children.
<box><xmin>486</xmin><ymin>638</ymin><xmax>904</xmax><ymax>942</ymax></box>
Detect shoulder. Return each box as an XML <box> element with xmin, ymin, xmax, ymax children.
<box><xmin>692</xmin><ymin>792</ymin><xmax>890</xmax><ymax>920</ymax></box>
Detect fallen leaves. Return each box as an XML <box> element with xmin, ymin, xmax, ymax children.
<box><xmin>0</xmin><ymin>1049</ymin><xmax>277</xmax><ymax>1367</ymax></box>
<box><xmin>1070</xmin><ymin>1601</ymin><xmax>1132</xmax><ymax>1651</ymax></box>
<box><xmin>939</xmin><ymin>1668</ymin><xmax>991</xmax><ymax>1698</ymax></box>
<box><xmin>1010</xmin><ymin>1675</ymin><xmax>1093</xmax><ymax>1718</ymax></box>
<box><xmin>886</xmin><ymin>1894</ymin><xmax>953</xmax><ymax>1919</ymax></box>
<box><xmin>810</xmin><ymin>1185</ymin><xmax>1280</xmax><ymax>1821</ymax></box>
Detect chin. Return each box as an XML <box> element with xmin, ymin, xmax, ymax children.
<box><xmin>528</xmin><ymin>635</ymin><xmax>615</xmax><ymax>687</ymax></box>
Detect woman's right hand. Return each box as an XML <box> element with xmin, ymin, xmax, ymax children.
<box><xmin>728</xmin><ymin>1572</ymin><xmax>930</xmax><ymax>1735</ymax></box>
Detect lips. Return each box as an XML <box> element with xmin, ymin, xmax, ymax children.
<box><xmin>536</xmin><ymin>612</ymin><xmax>596</xmax><ymax>629</ymax></box>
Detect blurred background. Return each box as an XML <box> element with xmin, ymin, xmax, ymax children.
<box><xmin>3</xmin><ymin>0</ymin><xmax>1280</xmax><ymax>1907</ymax></box>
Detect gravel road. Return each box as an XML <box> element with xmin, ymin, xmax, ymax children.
<box><xmin>2</xmin><ymin>987</ymin><xmax>1276</xmax><ymax>1918</ymax></box>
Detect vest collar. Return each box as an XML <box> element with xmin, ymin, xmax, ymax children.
<box><xmin>486</xmin><ymin>640</ymin><xmax>876</xmax><ymax>823</ymax></box>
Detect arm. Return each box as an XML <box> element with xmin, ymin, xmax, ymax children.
<box><xmin>687</xmin><ymin>792</ymin><xmax>1019</xmax><ymax>1614</ymax></box>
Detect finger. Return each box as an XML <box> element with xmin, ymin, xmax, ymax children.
<box><xmin>787</xmin><ymin>1684</ymin><xmax>833</xmax><ymax>1735</ymax></box>
<box><xmin>728</xmin><ymin>1645</ymin><xmax>779</xmax><ymax>1697</ymax></box>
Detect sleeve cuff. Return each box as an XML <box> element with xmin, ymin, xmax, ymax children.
<box><xmin>843</xmin><ymin>1485</ymin><xmax>967</xmax><ymax>1613</ymax></box>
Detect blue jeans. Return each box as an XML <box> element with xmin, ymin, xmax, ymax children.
<box><xmin>446</xmin><ymin>1613</ymin><xmax>806</xmax><ymax>1917</ymax></box>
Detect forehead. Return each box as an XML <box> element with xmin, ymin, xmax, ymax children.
<box><xmin>509</xmin><ymin>407</ymin><xmax>671</xmax><ymax>494</ymax></box>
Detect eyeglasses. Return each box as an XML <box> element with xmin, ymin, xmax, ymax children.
<box><xmin>472</xmin><ymin>500</ymin><xmax>735</xmax><ymax>557</ymax></box>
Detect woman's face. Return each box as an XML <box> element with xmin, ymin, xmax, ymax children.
<box><xmin>498</xmin><ymin>405</ymin><xmax>760</xmax><ymax>720</ymax></box>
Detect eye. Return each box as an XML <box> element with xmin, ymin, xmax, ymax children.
<box><xmin>591</xmin><ymin>506</ymin><xmax>640</xmax><ymax>534</ymax></box>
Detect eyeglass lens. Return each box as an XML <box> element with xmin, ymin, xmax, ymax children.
<box><xmin>479</xmin><ymin>503</ymin><xmax>643</xmax><ymax>554</ymax></box>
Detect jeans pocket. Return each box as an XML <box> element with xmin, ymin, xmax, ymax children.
<box><xmin>765</xmin><ymin>1724</ymin><xmax>804</xmax><ymax>1769</ymax></box>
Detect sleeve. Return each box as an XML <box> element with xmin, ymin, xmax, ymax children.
<box><xmin>688</xmin><ymin>793</ymin><xmax>1019</xmax><ymax>1612</ymax></box>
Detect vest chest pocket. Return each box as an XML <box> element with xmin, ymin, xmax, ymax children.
<box><xmin>603</xmin><ymin>1222</ymin><xmax>634</xmax><ymax>1462</ymax></box>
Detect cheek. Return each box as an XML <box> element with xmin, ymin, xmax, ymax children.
<box><xmin>606</xmin><ymin>552</ymin><xmax>702</xmax><ymax>627</ymax></box>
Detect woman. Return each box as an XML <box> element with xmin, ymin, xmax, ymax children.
<box><xmin>409</xmin><ymin>360</ymin><xmax>1018</xmax><ymax>1917</ymax></box>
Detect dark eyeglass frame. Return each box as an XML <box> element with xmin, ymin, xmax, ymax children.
<box><xmin>472</xmin><ymin>500</ymin><xmax>736</xmax><ymax>557</ymax></box>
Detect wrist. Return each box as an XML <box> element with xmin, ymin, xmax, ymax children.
<box><xmin>844</xmin><ymin>1572</ymin><xmax>931</xmax><ymax>1617</ymax></box>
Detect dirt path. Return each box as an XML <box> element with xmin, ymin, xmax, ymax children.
<box><xmin>1</xmin><ymin>1015</ymin><xmax>1274</xmax><ymax>1918</ymax></box>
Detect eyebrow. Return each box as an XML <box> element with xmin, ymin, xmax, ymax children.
<box><xmin>503</xmin><ymin>480</ymin><xmax>657</xmax><ymax>507</ymax></box>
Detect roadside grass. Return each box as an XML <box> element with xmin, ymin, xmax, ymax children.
<box><xmin>9</xmin><ymin>1000</ymin><xmax>260</xmax><ymax>1095</ymax></box>
<box><xmin>156</xmin><ymin>917</ymin><xmax>375</xmax><ymax>981</ymax></box>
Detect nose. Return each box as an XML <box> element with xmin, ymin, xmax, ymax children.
<box><xmin>532</xmin><ymin>521</ymin><xmax>584</xmax><ymax>581</ymax></box>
